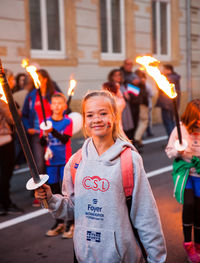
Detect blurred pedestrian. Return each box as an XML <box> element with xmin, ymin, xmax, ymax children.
<box><xmin>0</xmin><ymin>98</ymin><xmax>23</xmax><ymax>215</ymax></box>
<box><xmin>35</xmin><ymin>90</ymin><xmax>167</xmax><ymax>263</ymax></box>
<box><xmin>156</xmin><ymin>64</ymin><xmax>181</xmax><ymax>137</ymax></box>
<box><xmin>120</xmin><ymin>59</ymin><xmax>141</xmax><ymax>138</ymax></box>
<box><xmin>166</xmin><ymin>99</ymin><xmax>200</xmax><ymax>263</ymax></box>
<box><xmin>107</xmin><ymin>69</ymin><xmax>134</xmax><ymax>140</ymax></box>
<box><xmin>133</xmin><ymin>70</ymin><xmax>149</xmax><ymax>152</ymax></box>
<box><xmin>40</xmin><ymin>93</ymin><xmax>74</xmax><ymax>238</ymax></box>
<box><xmin>13</xmin><ymin>73</ymin><xmax>26</xmax><ymax>93</ymax></box>
<box><xmin>145</xmin><ymin>82</ymin><xmax>155</xmax><ymax>137</ymax></box>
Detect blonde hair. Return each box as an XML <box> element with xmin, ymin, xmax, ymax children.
<box><xmin>82</xmin><ymin>90</ymin><xmax>129</xmax><ymax>142</ymax></box>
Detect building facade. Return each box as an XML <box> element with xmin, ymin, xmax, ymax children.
<box><xmin>0</xmin><ymin>0</ymin><xmax>200</xmax><ymax>120</ymax></box>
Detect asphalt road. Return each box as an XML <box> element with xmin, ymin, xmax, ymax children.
<box><xmin>0</xmin><ymin>124</ymin><xmax>189</xmax><ymax>263</ymax></box>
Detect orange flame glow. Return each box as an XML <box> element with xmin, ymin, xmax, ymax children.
<box><xmin>21</xmin><ymin>58</ymin><xmax>29</xmax><ymax>69</ymax></box>
<box><xmin>136</xmin><ymin>55</ymin><xmax>177</xmax><ymax>99</ymax></box>
<box><xmin>21</xmin><ymin>59</ymin><xmax>40</xmax><ymax>89</ymax></box>
<box><xmin>0</xmin><ymin>82</ymin><xmax>8</xmax><ymax>103</ymax></box>
<box><xmin>68</xmin><ymin>78</ymin><xmax>77</xmax><ymax>96</ymax></box>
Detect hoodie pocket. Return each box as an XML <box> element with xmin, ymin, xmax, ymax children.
<box><xmin>74</xmin><ymin>225</ymin><xmax>122</xmax><ymax>263</ymax></box>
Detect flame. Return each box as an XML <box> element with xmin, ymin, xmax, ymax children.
<box><xmin>68</xmin><ymin>78</ymin><xmax>77</xmax><ymax>96</ymax></box>
<box><xmin>0</xmin><ymin>82</ymin><xmax>8</xmax><ymax>103</ymax></box>
<box><xmin>25</xmin><ymin>66</ymin><xmax>40</xmax><ymax>89</ymax></box>
<box><xmin>136</xmin><ymin>55</ymin><xmax>177</xmax><ymax>99</ymax></box>
<box><xmin>21</xmin><ymin>59</ymin><xmax>40</xmax><ymax>89</ymax></box>
<box><xmin>21</xmin><ymin>58</ymin><xmax>29</xmax><ymax>69</ymax></box>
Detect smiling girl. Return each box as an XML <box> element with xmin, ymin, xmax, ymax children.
<box><xmin>35</xmin><ymin>90</ymin><xmax>166</xmax><ymax>263</ymax></box>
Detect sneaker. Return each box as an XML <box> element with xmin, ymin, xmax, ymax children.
<box><xmin>6</xmin><ymin>203</ymin><xmax>24</xmax><ymax>215</ymax></box>
<box><xmin>195</xmin><ymin>243</ymin><xmax>200</xmax><ymax>255</ymax></box>
<box><xmin>46</xmin><ymin>222</ymin><xmax>65</xmax><ymax>237</ymax></box>
<box><xmin>32</xmin><ymin>199</ymin><xmax>40</xmax><ymax>207</ymax></box>
<box><xmin>62</xmin><ymin>224</ymin><xmax>74</xmax><ymax>239</ymax></box>
<box><xmin>183</xmin><ymin>242</ymin><xmax>200</xmax><ymax>263</ymax></box>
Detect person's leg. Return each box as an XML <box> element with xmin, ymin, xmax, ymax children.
<box><xmin>30</xmin><ymin>134</ymin><xmax>45</xmax><ymax>174</ymax></box>
<box><xmin>182</xmin><ymin>180</ymin><xmax>200</xmax><ymax>262</ymax></box>
<box><xmin>45</xmin><ymin>166</ymin><xmax>65</xmax><ymax>237</ymax></box>
<box><xmin>146</xmin><ymin>107</ymin><xmax>154</xmax><ymax>136</ymax></box>
<box><xmin>0</xmin><ymin>141</ymin><xmax>15</xmax><ymax>206</ymax></box>
<box><xmin>134</xmin><ymin>105</ymin><xmax>148</xmax><ymax>142</ymax></box>
<box><xmin>182</xmin><ymin>188</ymin><xmax>194</xmax><ymax>243</ymax></box>
<box><xmin>131</xmin><ymin>104</ymin><xmax>140</xmax><ymax>138</ymax></box>
<box><xmin>161</xmin><ymin>109</ymin><xmax>175</xmax><ymax>137</ymax></box>
<box><xmin>192</xmin><ymin>177</ymin><xmax>200</xmax><ymax>253</ymax></box>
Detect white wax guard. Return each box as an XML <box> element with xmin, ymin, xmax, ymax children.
<box><xmin>40</xmin><ymin>120</ymin><xmax>52</xmax><ymax>131</ymax></box>
<box><xmin>26</xmin><ymin>174</ymin><xmax>49</xmax><ymax>190</ymax></box>
<box><xmin>174</xmin><ymin>139</ymin><xmax>188</xmax><ymax>152</ymax></box>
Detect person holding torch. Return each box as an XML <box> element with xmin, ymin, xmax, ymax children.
<box><xmin>166</xmin><ymin>99</ymin><xmax>200</xmax><ymax>263</ymax></box>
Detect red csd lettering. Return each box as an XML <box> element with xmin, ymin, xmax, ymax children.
<box><xmin>82</xmin><ymin>176</ymin><xmax>110</xmax><ymax>192</ymax></box>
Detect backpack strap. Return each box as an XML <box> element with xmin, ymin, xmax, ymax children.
<box><xmin>70</xmin><ymin>148</ymin><xmax>82</xmax><ymax>184</ymax></box>
<box><xmin>120</xmin><ymin>147</ymin><xmax>134</xmax><ymax>197</ymax></box>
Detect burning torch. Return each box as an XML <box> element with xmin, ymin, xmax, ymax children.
<box><xmin>67</xmin><ymin>77</ymin><xmax>77</xmax><ymax>108</ymax></box>
<box><xmin>136</xmin><ymin>55</ymin><xmax>188</xmax><ymax>152</ymax></box>
<box><xmin>21</xmin><ymin>59</ymin><xmax>52</xmax><ymax>132</ymax></box>
<box><xmin>0</xmin><ymin>59</ymin><xmax>49</xmax><ymax>207</ymax></box>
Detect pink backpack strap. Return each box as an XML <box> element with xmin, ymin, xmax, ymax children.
<box><xmin>70</xmin><ymin>149</ymin><xmax>82</xmax><ymax>184</ymax></box>
<box><xmin>120</xmin><ymin>147</ymin><xmax>134</xmax><ymax>197</ymax></box>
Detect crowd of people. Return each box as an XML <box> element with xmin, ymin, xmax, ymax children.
<box><xmin>1</xmin><ymin>59</ymin><xmax>200</xmax><ymax>263</ymax></box>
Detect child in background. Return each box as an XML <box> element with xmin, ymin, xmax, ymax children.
<box><xmin>40</xmin><ymin>93</ymin><xmax>74</xmax><ymax>238</ymax></box>
<box><xmin>35</xmin><ymin>90</ymin><xmax>166</xmax><ymax>263</ymax></box>
<box><xmin>166</xmin><ymin>99</ymin><xmax>200</xmax><ymax>263</ymax></box>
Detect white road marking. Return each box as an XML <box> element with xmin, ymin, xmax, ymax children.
<box><xmin>143</xmin><ymin>135</ymin><xmax>168</xmax><ymax>144</ymax></box>
<box><xmin>147</xmin><ymin>165</ymin><xmax>172</xmax><ymax>178</ymax></box>
<box><xmin>0</xmin><ymin>209</ymin><xmax>48</xmax><ymax>230</ymax></box>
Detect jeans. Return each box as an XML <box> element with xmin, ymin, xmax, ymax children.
<box><xmin>161</xmin><ymin>108</ymin><xmax>175</xmax><ymax>137</ymax></box>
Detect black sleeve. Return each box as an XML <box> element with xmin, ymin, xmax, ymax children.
<box><xmin>40</xmin><ymin>136</ymin><xmax>48</xmax><ymax>147</ymax></box>
<box><xmin>51</xmin><ymin>128</ymin><xmax>71</xmax><ymax>144</ymax></box>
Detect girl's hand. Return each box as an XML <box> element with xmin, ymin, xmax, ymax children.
<box><xmin>35</xmin><ymin>184</ymin><xmax>52</xmax><ymax>202</ymax></box>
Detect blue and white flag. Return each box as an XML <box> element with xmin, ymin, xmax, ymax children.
<box><xmin>127</xmin><ymin>84</ymin><xmax>140</xmax><ymax>96</ymax></box>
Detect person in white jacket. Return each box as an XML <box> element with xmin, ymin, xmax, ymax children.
<box><xmin>35</xmin><ymin>90</ymin><xmax>166</xmax><ymax>263</ymax></box>
<box><xmin>165</xmin><ymin>99</ymin><xmax>200</xmax><ymax>263</ymax></box>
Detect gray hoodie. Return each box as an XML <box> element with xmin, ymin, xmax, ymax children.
<box><xmin>48</xmin><ymin>138</ymin><xmax>166</xmax><ymax>263</ymax></box>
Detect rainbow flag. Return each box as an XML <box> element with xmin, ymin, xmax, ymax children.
<box><xmin>127</xmin><ymin>84</ymin><xmax>140</xmax><ymax>96</ymax></box>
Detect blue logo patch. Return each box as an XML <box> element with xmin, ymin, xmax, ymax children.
<box><xmin>74</xmin><ymin>163</ymin><xmax>79</xmax><ymax>169</ymax></box>
<box><xmin>87</xmin><ymin>231</ymin><xmax>101</xmax><ymax>243</ymax></box>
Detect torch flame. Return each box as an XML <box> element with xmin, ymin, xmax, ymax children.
<box><xmin>68</xmin><ymin>78</ymin><xmax>77</xmax><ymax>96</ymax></box>
<box><xmin>21</xmin><ymin>59</ymin><xmax>40</xmax><ymax>89</ymax></box>
<box><xmin>21</xmin><ymin>58</ymin><xmax>29</xmax><ymax>69</ymax></box>
<box><xmin>0</xmin><ymin>82</ymin><xmax>8</xmax><ymax>103</ymax></box>
<box><xmin>136</xmin><ymin>55</ymin><xmax>177</xmax><ymax>99</ymax></box>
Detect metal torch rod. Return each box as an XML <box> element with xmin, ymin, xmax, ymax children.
<box><xmin>37</xmin><ymin>88</ymin><xmax>47</xmax><ymax>125</ymax></box>
<box><xmin>67</xmin><ymin>95</ymin><xmax>72</xmax><ymax>108</ymax></box>
<box><xmin>0</xmin><ymin>59</ymin><xmax>40</xmax><ymax>183</ymax></box>
<box><xmin>173</xmin><ymin>98</ymin><xmax>182</xmax><ymax>145</ymax></box>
